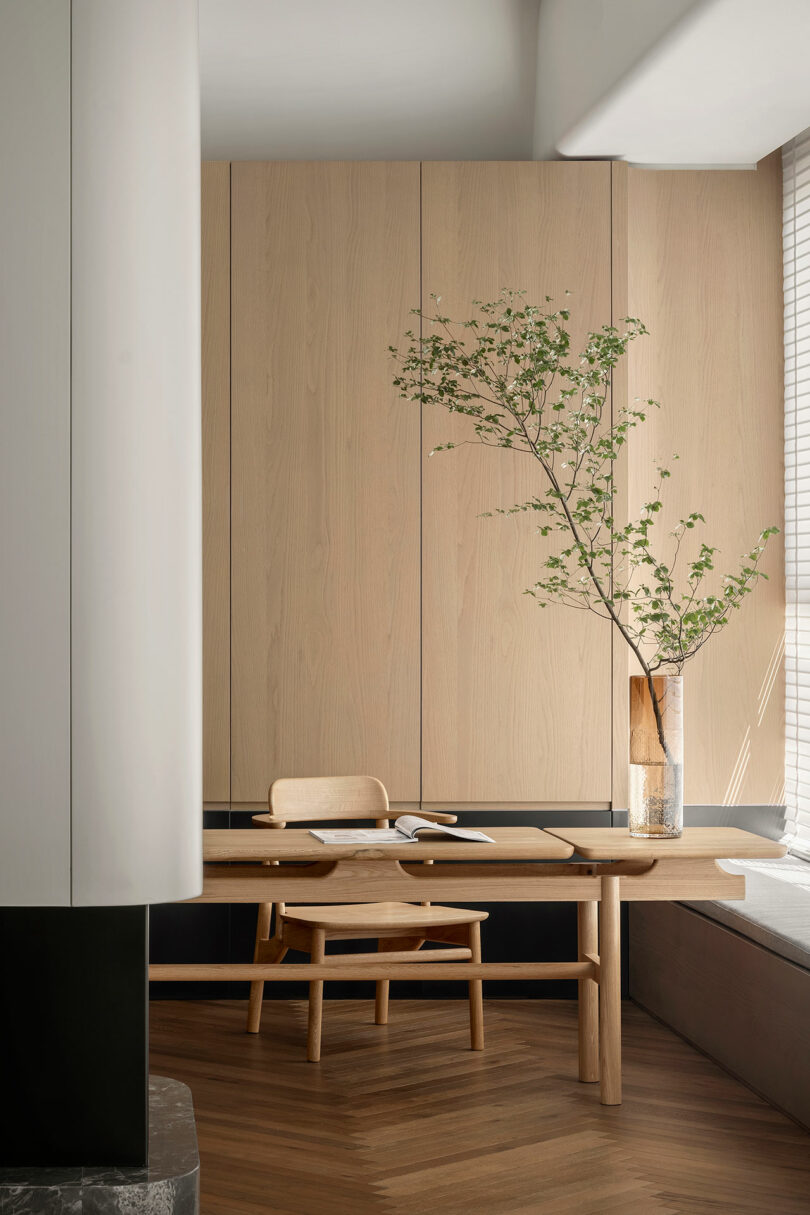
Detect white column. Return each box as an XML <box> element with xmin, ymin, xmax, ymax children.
<box><xmin>0</xmin><ymin>0</ymin><xmax>202</xmax><ymax>906</ymax></box>
<box><xmin>0</xmin><ymin>0</ymin><xmax>72</xmax><ymax>905</ymax></box>
<box><xmin>70</xmin><ymin>0</ymin><xmax>202</xmax><ymax>905</ymax></box>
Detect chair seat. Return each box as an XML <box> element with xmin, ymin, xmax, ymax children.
<box><xmin>283</xmin><ymin>900</ymin><xmax>488</xmax><ymax>932</ymax></box>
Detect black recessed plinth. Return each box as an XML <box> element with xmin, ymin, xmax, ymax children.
<box><xmin>0</xmin><ymin>905</ymin><xmax>148</xmax><ymax>1167</ymax></box>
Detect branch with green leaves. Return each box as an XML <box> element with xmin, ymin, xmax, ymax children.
<box><xmin>390</xmin><ymin>290</ymin><xmax>777</xmax><ymax>760</ymax></box>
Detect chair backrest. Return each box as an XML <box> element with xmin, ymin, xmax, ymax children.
<box><xmin>269</xmin><ymin>775</ymin><xmax>390</xmax><ymax>824</ymax></box>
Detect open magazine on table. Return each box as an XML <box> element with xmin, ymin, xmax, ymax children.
<box><xmin>309</xmin><ymin>814</ymin><xmax>494</xmax><ymax>845</ymax></box>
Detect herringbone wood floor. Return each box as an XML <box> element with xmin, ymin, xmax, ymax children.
<box><xmin>149</xmin><ymin>1000</ymin><xmax>810</xmax><ymax>1215</ymax></box>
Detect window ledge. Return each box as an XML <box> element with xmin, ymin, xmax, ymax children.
<box><xmin>682</xmin><ymin>854</ymin><xmax>810</xmax><ymax>972</ymax></box>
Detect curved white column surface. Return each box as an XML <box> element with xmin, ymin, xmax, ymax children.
<box><xmin>71</xmin><ymin>0</ymin><xmax>202</xmax><ymax>905</ymax></box>
<box><xmin>0</xmin><ymin>0</ymin><xmax>202</xmax><ymax>906</ymax></box>
<box><xmin>0</xmin><ymin>0</ymin><xmax>72</xmax><ymax>906</ymax></box>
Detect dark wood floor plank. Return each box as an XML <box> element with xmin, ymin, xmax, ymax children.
<box><xmin>149</xmin><ymin>1000</ymin><xmax>810</xmax><ymax>1215</ymax></box>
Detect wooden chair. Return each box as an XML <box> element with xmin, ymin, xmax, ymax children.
<box><xmin>246</xmin><ymin>775</ymin><xmax>488</xmax><ymax>1061</ymax></box>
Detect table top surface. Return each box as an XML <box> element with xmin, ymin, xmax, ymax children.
<box><xmin>544</xmin><ymin>826</ymin><xmax>787</xmax><ymax>860</ymax></box>
<box><xmin>202</xmin><ymin>825</ymin><xmax>785</xmax><ymax>864</ymax></box>
<box><xmin>203</xmin><ymin>826</ymin><xmax>575</xmax><ymax>862</ymax></box>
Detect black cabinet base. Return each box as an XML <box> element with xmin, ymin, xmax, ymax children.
<box><xmin>0</xmin><ymin>905</ymin><xmax>148</xmax><ymax>1167</ymax></box>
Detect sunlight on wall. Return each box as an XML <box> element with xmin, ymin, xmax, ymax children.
<box><xmin>723</xmin><ymin>726</ymin><xmax>751</xmax><ymax>806</ymax></box>
<box><xmin>758</xmin><ymin>634</ymin><xmax>785</xmax><ymax>729</ymax></box>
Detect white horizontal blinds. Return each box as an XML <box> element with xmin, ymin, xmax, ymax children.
<box><xmin>784</xmin><ymin>131</ymin><xmax>810</xmax><ymax>861</ymax></box>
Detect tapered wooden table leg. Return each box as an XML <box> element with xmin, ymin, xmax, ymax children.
<box><xmin>247</xmin><ymin>853</ymin><xmax>281</xmax><ymax>1033</ymax></box>
<box><xmin>599</xmin><ymin>874</ymin><xmax>621</xmax><ymax>1105</ymax></box>
<box><xmin>577</xmin><ymin>900</ymin><xmax>598</xmax><ymax>1082</ymax></box>
<box><xmin>247</xmin><ymin>892</ymin><xmax>272</xmax><ymax>1033</ymax></box>
<box><xmin>307</xmin><ymin>928</ymin><xmax>326</xmax><ymax>1062</ymax></box>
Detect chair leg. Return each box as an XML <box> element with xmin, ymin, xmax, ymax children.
<box><xmin>375</xmin><ymin>934</ymin><xmax>390</xmax><ymax>1026</ymax></box>
<box><xmin>374</xmin><ymin>981</ymin><xmax>390</xmax><ymax>1025</ymax></box>
<box><xmin>374</xmin><ymin>936</ymin><xmax>424</xmax><ymax>1025</ymax></box>
<box><xmin>307</xmin><ymin>928</ymin><xmax>326</xmax><ymax>1062</ymax></box>
<box><xmin>247</xmin><ymin>901</ymin><xmax>273</xmax><ymax>1034</ymax></box>
<box><xmin>468</xmin><ymin>921</ymin><xmax>484</xmax><ymax>1051</ymax></box>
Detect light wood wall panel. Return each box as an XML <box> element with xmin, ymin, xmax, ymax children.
<box><xmin>421</xmin><ymin>162</ymin><xmax>613</xmax><ymax>804</ymax></box>
<box><xmin>201</xmin><ymin>162</ymin><xmax>231</xmax><ymax>802</ymax></box>
<box><xmin>206</xmin><ymin>158</ymin><xmax>784</xmax><ymax>811</ymax></box>
<box><xmin>615</xmin><ymin>153</ymin><xmax>784</xmax><ymax>805</ymax></box>
<box><xmin>230</xmin><ymin>163</ymin><xmax>421</xmax><ymax>802</ymax></box>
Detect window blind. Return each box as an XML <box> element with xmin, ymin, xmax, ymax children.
<box><xmin>784</xmin><ymin>130</ymin><xmax>810</xmax><ymax>861</ymax></box>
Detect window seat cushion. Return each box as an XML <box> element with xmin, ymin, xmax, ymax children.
<box><xmin>682</xmin><ymin>856</ymin><xmax>810</xmax><ymax>971</ymax></box>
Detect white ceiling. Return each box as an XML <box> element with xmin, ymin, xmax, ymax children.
<box><xmin>200</xmin><ymin>0</ymin><xmax>541</xmax><ymax>160</ymax></box>
<box><xmin>532</xmin><ymin>0</ymin><xmax>700</xmax><ymax>161</ymax></box>
<box><xmin>555</xmin><ymin>0</ymin><xmax>810</xmax><ymax>167</ymax></box>
<box><xmin>200</xmin><ymin>0</ymin><xmax>810</xmax><ymax>166</ymax></box>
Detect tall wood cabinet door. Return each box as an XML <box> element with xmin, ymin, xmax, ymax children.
<box><xmin>421</xmin><ymin>162</ymin><xmax>613</xmax><ymax>805</ymax></box>
<box><xmin>201</xmin><ymin>161</ymin><xmax>230</xmax><ymax>804</ymax></box>
<box><xmin>618</xmin><ymin>155</ymin><xmax>784</xmax><ymax>806</ymax></box>
<box><xmin>231</xmin><ymin>163</ymin><xmax>421</xmax><ymax>803</ymax></box>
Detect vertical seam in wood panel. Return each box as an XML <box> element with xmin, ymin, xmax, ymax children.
<box><xmin>228</xmin><ymin>162</ymin><xmax>233</xmax><ymax>973</ymax></box>
<box><xmin>790</xmin><ymin>147</ymin><xmax>798</xmax><ymax>825</ymax></box>
<box><xmin>610</xmin><ymin>162</ymin><xmax>630</xmax><ymax>818</ymax></box>
<box><xmin>609</xmin><ymin>163</ymin><xmax>614</xmax><ymax>822</ymax></box>
<box><xmin>228</xmin><ymin>161</ymin><xmax>233</xmax><ymax>815</ymax></box>
<box><xmin>419</xmin><ymin>161</ymin><xmax>424</xmax><ymax>809</ymax></box>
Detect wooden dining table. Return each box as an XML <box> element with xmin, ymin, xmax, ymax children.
<box><xmin>149</xmin><ymin>824</ymin><xmax>786</xmax><ymax>1105</ymax></box>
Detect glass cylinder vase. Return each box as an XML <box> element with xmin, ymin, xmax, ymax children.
<box><xmin>629</xmin><ymin>674</ymin><xmax>683</xmax><ymax>838</ymax></box>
